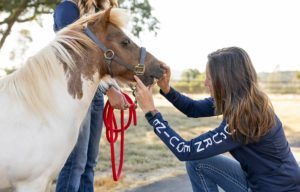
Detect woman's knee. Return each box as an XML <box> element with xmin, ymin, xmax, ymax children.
<box><xmin>186</xmin><ymin>158</ymin><xmax>208</xmax><ymax>174</ymax></box>
<box><xmin>185</xmin><ymin>156</ymin><xmax>223</xmax><ymax>175</ymax></box>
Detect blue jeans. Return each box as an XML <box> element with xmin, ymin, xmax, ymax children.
<box><xmin>186</xmin><ymin>155</ymin><xmax>251</xmax><ymax>192</ymax></box>
<box><xmin>56</xmin><ymin>88</ymin><xmax>104</xmax><ymax>192</ymax></box>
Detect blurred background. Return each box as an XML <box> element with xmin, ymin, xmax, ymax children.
<box><xmin>0</xmin><ymin>0</ymin><xmax>299</xmax><ymax>191</ymax></box>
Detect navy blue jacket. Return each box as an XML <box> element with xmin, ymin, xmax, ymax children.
<box><xmin>145</xmin><ymin>87</ymin><xmax>300</xmax><ymax>191</ymax></box>
<box><xmin>53</xmin><ymin>1</ymin><xmax>79</xmax><ymax>32</ymax></box>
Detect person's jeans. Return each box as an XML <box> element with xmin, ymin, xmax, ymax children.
<box><xmin>185</xmin><ymin>155</ymin><xmax>251</xmax><ymax>192</ymax></box>
<box><xmin>56</xmin><ymin>88</ymin><xmax>104</xmax><ymax>192</ymax></box>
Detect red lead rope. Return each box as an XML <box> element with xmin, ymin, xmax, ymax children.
<box><xmin>103</xmin><ymin>92</ymin><xmax>137</xmax><ymax>181</ymax></box>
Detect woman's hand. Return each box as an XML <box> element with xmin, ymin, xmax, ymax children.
<box><xmin>157</xmin><ymin>62</ymin><xmax>171</xmax><ymax>94</ymax></box>
<box><xmin>134</xmin><ymin>75</ymin><xmax>156</xmax><ymax>113</ymax></box>
<box><xmin>106</xmin><ymin>87</ymin><xmax>130</xmax><ymax>110</ymax></box>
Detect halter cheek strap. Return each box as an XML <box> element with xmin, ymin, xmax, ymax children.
<box><xmin>83</xmin><ymin>27</ymin><xmax>146</xmax><ymax>77</ymax></box>
<box><xmin>84</xmin><ymin>27</ymin><xmax>109</xmax><ymax>52</ymax></box>
<box><xmin>135</xmin><ymin>47</ymin><xmax>146</xmax><ymax>75</ymax></box>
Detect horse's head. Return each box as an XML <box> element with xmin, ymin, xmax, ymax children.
<box><xmin>85</xmin><ymin>8</ymin><xmax>164</xmax><ymax>86</ymax></box>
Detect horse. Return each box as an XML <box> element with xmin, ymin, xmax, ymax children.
<box><xmin>0</xmin><ymin>8</ymin><xmax>164</xmax><ymax>192</ymax></box>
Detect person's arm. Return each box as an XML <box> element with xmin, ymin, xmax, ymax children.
<box><xmin>134</xmin><ymin>75</ymin><xmax>240</xmax><ymax>161</ymax></box>
<box><xmin>160</xmin><ymin>87</ymin><xmax>215</xmax><ymax>118</ymax></box>
<box><xmin>98</xmin><ymin>75</ymin><xmax>130</xmax><ymax>109</ymax></box>
<box><xmin>98</xmin><ymin>75</ymin><xmax>121</xmax><ymax>93</ymax></box>
<box><xmin>145</xmin><ymin>112</ymin><xmax>241</xmax><ymax>161</ymax></box>
<box><xmin>53</xmin><ymin>1</ymin><xmax>80</xmax><ymax>32</ymax></box>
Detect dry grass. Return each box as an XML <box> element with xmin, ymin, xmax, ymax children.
<box><xmin>94</xmin><ymin>93</ymin><xmax>300</xmax><ymax>191</ymax></box>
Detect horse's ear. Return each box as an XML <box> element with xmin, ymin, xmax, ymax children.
<box><xmin>100</xmin><ymin>7</ymin><xmax>113</xmax><ymax>29</ymax></box>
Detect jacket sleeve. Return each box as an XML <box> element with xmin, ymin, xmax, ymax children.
<box><xmin>160</xmin><ymin>87</ymin><xmax>215</xmax><ymax>118</ymax></box>
<box><xmin>146</xmin><ymin>112</ymin><xmax>241</xmax><ymax>161</ymax></box>
<box><xmin>53</xmin><ymin>1</ymin><xmax>80</xmax><ymax>32</ymax></box>
<box><xmin>98</xmin><ymin>75</ymin><xmax>121</xmax><ymax>94</ymax></box>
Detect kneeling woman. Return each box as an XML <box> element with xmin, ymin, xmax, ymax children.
<box><xmin>134</xmin><ymin>47</ymin><xmax>300</xmax><ymax>192</ymax></box>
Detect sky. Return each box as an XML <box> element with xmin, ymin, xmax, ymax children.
<box><xmin>0</xmin><ymin>0</ymin><xmax>300</xmax><ymax>75</ymax></box>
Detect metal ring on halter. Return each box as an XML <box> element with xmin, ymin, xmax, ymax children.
<box><xmin>134</xmin><ymin>64</ymin><xmax>145</xmax><ymax>75</ymax></box>
<box><xmin>104</xmin><ymin>49</ymin><xmax>115</xmax><ymax>60</ymax></box>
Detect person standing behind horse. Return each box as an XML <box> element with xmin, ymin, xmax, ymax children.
<box><xmin>53</xmin><ymin>0</ymin><xmax>129</xmax><ymax>191</ymax></box>
<box><xmin>134</xmin><ymin>47</ymin><xmax>300</xmax><ymax>191</ymax></box>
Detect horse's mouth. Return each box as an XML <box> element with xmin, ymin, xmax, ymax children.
<box><xmin>125</xmin><ymin>75</ymin><xmax>159</xmax><ymax>90</ymax></box>
<box><xmin>117</xmin><ymin>63</ymin><xmax>164</xmax><ymax>87</ymax></box>
<box><xmin>151</xmin><ymin>75</ymin><xmax>161</xmax><ymax>84</ymax></box>
<box><xmin>150</xmin><ymin>72</ymin><xmax>162</xmax><ymax>78</ymax></box>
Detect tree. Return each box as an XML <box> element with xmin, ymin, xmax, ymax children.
<box><xmin>173</xmin><ymin>69</ymin><xmax>206</xmax><ymax>93</ymax></box>
<box><xmin>180</xmin><ymin>69</ymin><xmax>201</xmax><ymax>82</ymax></box>
<box><xmin>119</xmin><ymin>0</ymin><xmax>159</xmax><ymax>37</ymax></box>
<box><xmin>0</xmin><ymin>0</ymin><xmax>159</xmax><ymax>51</ymax></box>
<box><xmin>0</xmin><ymin>0</ymin><xmax>57</xmax><ymax>50</ymax></box>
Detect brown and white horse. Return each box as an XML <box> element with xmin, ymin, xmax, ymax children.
<box><xmin>0</xmin><ymin>8</ymin><xmax>163</xmax><ymax>191</ymax></box>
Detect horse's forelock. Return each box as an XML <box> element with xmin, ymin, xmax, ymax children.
<box><xmin>67</xmin><ymin>8</ymin><xmax>129</xmax><ymax>31</ymax></box>
<box><xmin>109</xmin><ymin>8</ymin><xmax>129</xmax><ymax>29</ymax></box>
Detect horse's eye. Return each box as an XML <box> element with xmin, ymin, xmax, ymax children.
<box><xmin>121</xmin><ymin>39</ymin><xmax>131</xmax><ymax>46</ymax></box>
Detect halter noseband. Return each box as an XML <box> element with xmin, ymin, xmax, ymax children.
<box><xmin>84</xmin><ymin>27</ymin><xmax>146</xmax><ymax>77</ymax></box>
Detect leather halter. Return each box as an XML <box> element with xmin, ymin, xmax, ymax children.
<box><xmin>84</xmin><ymin>27</ymin><xmax>146</xmax><ymax>77</ymax></box>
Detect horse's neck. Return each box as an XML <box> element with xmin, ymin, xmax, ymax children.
<box><xmin>51</xmin><ymin>68</ymin><xmax>100</xmax><ymax>127</ymax></box>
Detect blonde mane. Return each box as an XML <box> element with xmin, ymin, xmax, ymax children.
<box><xmin>0</xmin><ymin>8</ymin><xmax>129</xmax><ymax>117</ymax></box>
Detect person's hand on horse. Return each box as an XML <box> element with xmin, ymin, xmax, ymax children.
<box><xmin>134</xmin><ymin>75</ymin><xmax>156</xmax><ymax>113</ymax></box>
<box><xmin>157</xmin><ymin>62</ymin><xmax>171</xmax><ymax>94</ymax></box>
<box><xmin>106</xmin><ymin>87</ymin><xmax>130</xmax><ymax>110</ymax></box>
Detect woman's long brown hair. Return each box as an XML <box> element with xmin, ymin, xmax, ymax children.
<box><xmin>207</xmin><ymin>47</ymin><xmax>275</xmax><ymax>143</ymax></box>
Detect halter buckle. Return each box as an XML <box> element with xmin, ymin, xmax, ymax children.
<box><xmin>134</xmin><ymin>64</ymin><xmax>145</xmax><ymax>75</ymax></box>
<box><xmin>104</xmin><ymin>49</ymin><xmax>115</xmax><ymax>60</ymax></box>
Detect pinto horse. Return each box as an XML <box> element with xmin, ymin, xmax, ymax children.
<box><xmin>0</xmin><ymin>8</ymin><xmax>163</xmax><ymax>191</ymax></box>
